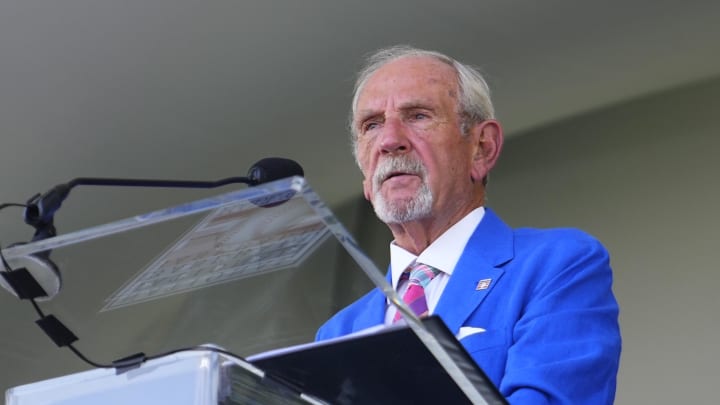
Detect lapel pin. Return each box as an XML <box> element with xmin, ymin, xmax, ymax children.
<box><xmin>476</xmin><ymin>278</ymin><xmax>492</xmax><ymax>290</ymax></box>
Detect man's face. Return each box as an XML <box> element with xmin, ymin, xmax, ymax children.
<box><xmin>353</xmin><ymin>56</ymin><xmax>480</xmax><ymax>224</ymax></box>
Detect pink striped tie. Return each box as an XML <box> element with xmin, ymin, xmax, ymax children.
<box><xmin>393</xmin><ymin>263</ymin><xmax>441</xmax><ymax>323</ymax></box>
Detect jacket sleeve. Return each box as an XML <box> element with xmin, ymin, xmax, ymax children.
<box><xmin>500</xmin><ymin>231</ymin><xmax>621</xmax><ymax>404</ymax></box>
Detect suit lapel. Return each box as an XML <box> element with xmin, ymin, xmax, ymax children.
<box><xmin>433</xmin><ymin>208</ymin><xmax>514</xmax><ymax>334</ymax></box>
<box><xmin>351</xmin><ymin>271</ymin><xmax>392</xmax><ymax>331</ymax></box>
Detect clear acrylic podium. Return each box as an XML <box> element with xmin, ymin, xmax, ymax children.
<box><xmin>6</xmin><ymin>350</ymin><xmax>320</xmax><ymax>404</ymax></box>
<box><xmin>2</xmin><ymin>177</ymin><xmax>503</xmax><ymax>404</ymax></box>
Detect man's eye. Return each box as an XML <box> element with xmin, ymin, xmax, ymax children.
<box><xmin>362</xmin><ymin>122</ymin><xmax>379</xmax><ymax>132</ymax></box>
<box><xmin>412</xmin><ymin>113</ymin><xmax>429</xmax><ymax>120</ymax></box>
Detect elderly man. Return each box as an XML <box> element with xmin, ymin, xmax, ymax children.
<box><xmin>317</xmin><ymin>46</ymin><xmax>621</xmax><ymax>404</ymax></box>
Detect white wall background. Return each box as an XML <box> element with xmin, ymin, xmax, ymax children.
<box><xmin>486</xmin><ymin>75</ymin><xmax>720</xmax><ymax>404</ymax></box>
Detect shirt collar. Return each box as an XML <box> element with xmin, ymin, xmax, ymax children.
<box><xmin>389</xmin><ymin>207</ymin><xmax>485</xmax><ymax>288</ymax></box>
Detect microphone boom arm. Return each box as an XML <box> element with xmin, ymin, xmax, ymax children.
<box><xmin>23</xmin><ymin>157</ymin><xmax>303</xmax><ymax>241</ymax></box>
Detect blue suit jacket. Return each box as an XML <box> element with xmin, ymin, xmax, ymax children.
<box><xmin>317</xmin><ymin>208</ymin><xmax>621</xmax><ymax>404</ymax></box>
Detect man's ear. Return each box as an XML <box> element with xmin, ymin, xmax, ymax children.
<box><xmin>469</xmin><ymin>120</ymin><xmax>504</xmax><ymax>183</ymax></box>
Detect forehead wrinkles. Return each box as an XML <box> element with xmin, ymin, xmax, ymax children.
<box><xmin>351</xmin><ymin>57</ymin><xmax>462</xmax><ymax>148</ymax></box>
<box><xmin>356</xmin><ymin>72</ymin><xmax>459</xmax><ymax>119</ymax></box>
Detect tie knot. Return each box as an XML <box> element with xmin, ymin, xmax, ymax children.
<box><xmin>403</xmin><ymin>263</ymin><xmax>441</xmax><ymax>289</ymax></box>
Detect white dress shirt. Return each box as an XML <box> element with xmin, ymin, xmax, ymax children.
<box><xmin>384</xmin><ymin>207</ymin><xmax>485</xmax><ymax>324</ymax></box>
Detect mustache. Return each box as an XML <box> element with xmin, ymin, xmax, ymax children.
<box><xmin>372</xmin><ymin>156</ymin><xmax>427</xmax><ymax>190</ymax></box>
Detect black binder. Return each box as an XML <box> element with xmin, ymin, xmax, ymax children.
<box><xmin>249</xmin><ymin>316</ymin><xmax>508</xmax><ymax>405</ymax></box>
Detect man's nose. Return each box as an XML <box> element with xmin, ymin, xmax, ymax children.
<box><xmin>379</xmin><ymin>118</ymin><xmax>410</xmax><ymax>155</ymax></box>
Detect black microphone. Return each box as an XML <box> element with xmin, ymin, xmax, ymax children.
<box><xmin>23</xmin><ymin>157</ymin><xmax>304</xmax><ymax>237</ymax></box>
<box><xmin>246</xmin><ymin>157</ymin><xmax>304</xmax><ymax>185</ymax></box>
<box><xmin>245</xmin><ymin>158</ymin><xmax>305</xmax><ymax>208</ymax></box>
